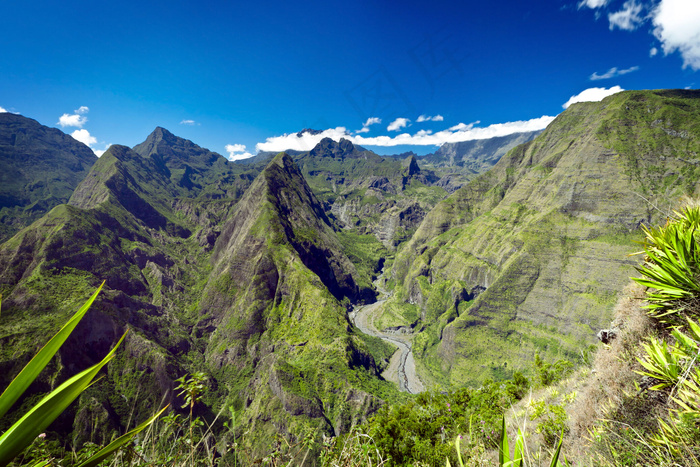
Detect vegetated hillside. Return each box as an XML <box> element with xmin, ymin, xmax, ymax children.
<box><xmin>0</xmin><ymin>113</ymin><xmax>97</xmax><ymax>243</ymax></box>
<box><xmin>195</xmin><ymin>153</ymin><xmax>398</xmax><ymax>458</ymax></box>
<box><xmin>421</xmin><ymin>130</ymin><xmax>542</xmax><ymax>192</ymax></box>
<box><xmin>0</xmin><ymin>137</ymin><xmax>258</xmax><ymax>437</ymax></box>
<box><xmin>290</xmin><ymin>137</ymin><xmax>444</xmax><ymax>250</ymax></box>
<box><xmin>0</xmin><ymin>128</ymin><xmax>398</xmax><ymax>461</ymax></box>
<box><xmin>385</xmin><ymin>89</ymin><xmax>700</xmax><ymax>388</ymax></box>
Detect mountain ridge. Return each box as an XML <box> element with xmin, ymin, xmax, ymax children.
<box><xmin>385</xmin><ymin>89</ymin><xmax>700</xmax><ymax>387</ymax></box>
<box><xmin>0</xmin><ymin>113</ymin><xmax>97</xmax><ymax>242</ymax></box>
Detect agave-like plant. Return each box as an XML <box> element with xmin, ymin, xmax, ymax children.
<box><xmin>633</xmin><ymin>207</ymin><xmax>700</xmax><ymax>323</ymax></box>
<box><xmin>0</xmin><ymin>283</ymin><xmax>166</xmax><ymax>467</ymax></box>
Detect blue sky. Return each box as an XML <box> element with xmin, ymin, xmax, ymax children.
<box><xmin>1</xmin><ymin>0</ymin><xmax>698</xmax><ymax>159</ymax></box>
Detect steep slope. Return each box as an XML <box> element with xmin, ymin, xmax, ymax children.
<box><xmin>132</xmin><ymin>127</ymin><xmax>256</xmax><ymax>201</ymax></box>
<box><xmin>195</xmin><ymin>153</ymin><xmax>395</xmax><ymax>457</ymax></box>
<box><xmin>0</xmin><ymin>134</ymin><xmax>397</xmax><ymax>460</ymax></box>
<box><xmin>0</xmin><ymin>144</ymin><xmax>213</xmax><ymax>441</ymax></box>
<box><xmin>0</xmin><ymin>113</ymin><xmax>96</xmax><ymax>242</ymax></box>
<box><xmin>0</xmin><ymin>133</ymin><xmax>257</xmax><ymax>443</ymax></box>
<box><xmin>423</xmin><ymin>131</ymin><xmax>542</xmax><ymax>171</ymax></box>
<box><xmin>386</xmin><ymin>89</ymin><xmax>700</xmax><ymax>387</ymax></box>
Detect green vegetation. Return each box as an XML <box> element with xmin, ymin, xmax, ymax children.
<box><xmin>337</xmin><ymin>230</ymin><xmax>391</xmax><ymax>291</ymax></box>
<box><xmin>0</xmin><ymin>285</ymin><xmax>164</xmax><ymax>467</ymax></box>
<box><xmin>322</xmin><ymin>354</ymin><xmax>574</xmax><ymax>466</ymax></box>
<box><xmin>6</xmin><ymin>91</ymin><xmax>700</xmax><ymax>465</ymax></box>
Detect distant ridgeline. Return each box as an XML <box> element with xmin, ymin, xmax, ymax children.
<box><xmin>1</xmin><ymin>89</ymin><xmax>699</xmax><ymax>462</ymax></box>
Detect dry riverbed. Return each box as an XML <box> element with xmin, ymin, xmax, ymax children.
<box><xmin>350</xmin><ymin>299</ymin><xmax>424</xmax><ymax>394</ymax></box>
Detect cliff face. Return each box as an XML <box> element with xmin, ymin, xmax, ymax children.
<box><xmin>388</xmin><ymin>90</ymin><xmax>700</xmax><ymax>387</ymax></box>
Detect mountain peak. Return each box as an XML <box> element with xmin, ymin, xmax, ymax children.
<box><xmin>309</xmin><ymin>137</ymin><xmax>359</xmax><ymax>159</ymax></box>
<box><xmin>402</xmin><ymin>153</ymin><xmax>421</xmax><ymax>177</ymax></box>
<box><xmin>137</xmin><ymin>126</ymin><xmax>184</xmax><ymax>150</ymax></box>
<box><xmin>296</xmin><ymin>128</ymin><xmax>324</xmax><ymax>137</ymax></box>
<box><xmin>211</xmin><ymin>154</ymin><xmax>365</xmax><ymax>306</ymax></box>
<box><xmin>132</xmin><ymin>127</ymin><xmax>226</xmax><ymax>181</ymax></box>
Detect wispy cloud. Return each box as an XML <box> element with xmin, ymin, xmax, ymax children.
<box><xmin>590</xmin><ymin>65</ymin><xmax>640</xmax><ymax>80</ymax></box>
<box><xmin>355</xmin><ymin>117</ymin><xmax>381</xmax><ymax>134</ymax></box>
<box><xmin>387</xmin><ymin>117</ymin><xmax>410</xmax><ymax>132</ymax></box>
<box><xmin>562</xmin><ymin>86</ymin><xmax>624</xmax><ymax>109</ymax></box>
<box><xmin>416</xmin><ymin>114</ymin><xmax>444</xmax><ymax>122</ymax></box>
<box><xmin>0</xmin><ymin>106</ymin><xmax>6</xmax><ymax>113</ymax></box>
<box><xmin>180</xmin><ymin>119</ymin><xmax>198</xmax><ymax>126</ymax></box>
<box><xmin>578</xmin><ymin>0</ymin><xmax>609</xmax><ymax>9</ymax></box>
<box><xmin>579</xmin><ymin>0</ymin><xmax>700</xmax><ymax>71</ymax></box>
<box><xmin>255</xmin><ymin>116</ymin><xmax>555</xmax><ymax>152</ymax></box>
<box><xmin>225</xmin><ymin>143</ymin><xmax>255</xmax><ymax>161</ymax></box>
<box><xmin>608</xmin><ymin>1</ymin><xmax>644</xmax><ymax>31</ymax></box>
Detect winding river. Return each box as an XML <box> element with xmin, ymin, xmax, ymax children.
<box><xmin>349</xmin><ymin>278</ymin><xmax>425</xmax><ymax>394</ymax></box>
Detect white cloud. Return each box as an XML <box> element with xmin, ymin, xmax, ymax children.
<box><xmin>255</xmin><ymin>116</ymin><xmax>555</xmax><ymax>152</ymax></box>
<box><xmin>608</xmin><ymin>1</ymin><xmax>644</xmax><ymax>31</ymax></box>
<box><xmin>590</xmin><ymin>66</ymin><xmax>640</xmax><ymax>80</ymax></box>
<box><xmin>256</xmin><ymin>128</ymin><xmax>351</xmax><ymax>152</ymax></box>
<box><xmin>416</xmin><ymin>114</ymin><xmax>444</xmax><ymax>122</ymax></box>
<box><xmin>355</xmin><ymin>117</ymin><xmax>382</xmax><ymax>134</ymax></box>
<box><xmin>562</xmin><ymin>86</ymin><xmax>624</xmax><ymax>109</ymax></box>
<box><xmin>578</xmin><ymin>0</ymin><xmax>609</xmax><ymax>9</ymax></box>
<box><xmin>387</xmin><ymin>117</ymin><xmax>410</xmax><ymax>132</ymax></box>
<box><xmin>652</xmin><ymin>0</ymin><xmax>700</xmax><ymax>70</ymax></box>
<box><xmin>356</xmin><ymin>116</ymin><xmax>555</xmax><ymax>147</ymax></box>
<box><xmin>58</xmin><ymin>113</ymin><xmax>88</xmax><ymax>128</ymax></box>
<box><xmin>180</xmin><ymin>119</ymin><xmax>197</xmax><ymax>126</ymax></box>
<box><xmin>580</xmin><ymin>0</ymin><xmax>700</xmax><ymax>71</ymax></box>
<box><xmin>225</xmin><ymin>143</ymin><xmax>255</xmax><ymax>161</ymax></box>
<box><xmin>0</xmin><ymin>106</ymin><xmax>7</xmax><ymax>113</ymax></box>
<box><xmin>71</xmin><ymin>129</ymin><xmax>97</xmax><ymax>147</ymax></box>
<box><xmin>58</xmin><ymin>106</ymin><xmax>91</xmax><ymax>127</ymax></box>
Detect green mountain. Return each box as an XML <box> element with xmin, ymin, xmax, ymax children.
<box><xmin>3</xmin><ymin>89</ymin><xmax>700</xmax><ymax>463</ymax></box>
<box><xmin>195</xmin><ymin>153</ymin><xmax>396</xmax><ymax>457</ymax></box>
<box><xmin>385</xmin><ymin>89</ymin><xmax>700</xmax><ymax>387</ymax></box>
<box><xmin>291</xmin><ymin>138</ymin><xmax>444</xmax><ymax>249</ymax></box>
<box><xmin>0</xmin><ymin>113</ymin><xmax>96</xmax><ymax>243</ymax></box>
<box><xmin>420</xmin><ymin>130</ymin><xmax>542</xmax><ymax>192</ymax></box>
<box><xmin>0</xmin><ymin>128</ymin><xmax>397</xmax><ymax>460</ymax></box>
